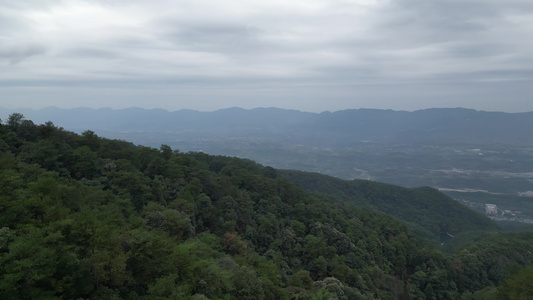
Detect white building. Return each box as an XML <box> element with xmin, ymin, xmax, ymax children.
<box><xmin>485</xmin><ymin>204</ymin><xmax>498</xmax><ymax>215</ymax></box>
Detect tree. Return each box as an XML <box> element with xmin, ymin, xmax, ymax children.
<box><xmin>160</xmin><ymin>144</ymin><xmax>173</xmax><ymax>160</ymax></box>
<box><xmin>497</xmin><ymin>266</ymin><xmax>533</xmax><ymax>299</ymax></box>
<box><xmin>223</xmin><ymin>233</ymin><xmax>247</xmax><ymax>255</ymax></box>
<box><xmin>17</xmin><ymin>120</ymin><xmax>38</xmax><ymax>141</ymax></box>
<box><xmin>7</xmin><ymin>113</ymin><xmax>24</xmax><ymax>131</ymax></box>
<box><xmin>0</xmin><ymin>227</ymin><xmax>15</xmax><ymax>252</ymax></box>
<box><xmin>232</xmin><ymin>266</ymin><xmax>265</xmax><ymax>300</ymax></box>
<box><xmin>71</xmin><ymin>146</ymin><xmax>100</xmax><ymax>179</ymax></box>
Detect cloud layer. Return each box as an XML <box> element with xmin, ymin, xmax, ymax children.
<box><xmin>1</xmin><ymin>0</ymin><xmax>533</xmax><ymax>112</ymax></box>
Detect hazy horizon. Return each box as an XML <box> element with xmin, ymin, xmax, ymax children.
<box><xmin>2</xmin><ymin>105</ymin><xmax>533</xmax><ymax>115</ymax></box>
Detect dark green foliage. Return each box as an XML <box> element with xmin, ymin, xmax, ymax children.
<box><xmin>496</xmin><ymin>265</ymin><xmax>533</xmax><ymax>299</ymax></box>
<box><xmin>0</xmin><ymin>114</ymin><xmax>532</xmax><ymax>299</ymax></box>
<box><xmin>452</xmin><ymin>232</ymin><xmax>533</xmax><ymax>293</ymax></box>
<box><xmin>280</xmin><ymin>170</ymin><xmax>498</xmax><ymax>244</ymax></box>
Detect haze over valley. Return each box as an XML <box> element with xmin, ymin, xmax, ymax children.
<box><xmin>3</xmin><ymin>106</ymin><xmax>533</xmax><ymax>223</ymax></box>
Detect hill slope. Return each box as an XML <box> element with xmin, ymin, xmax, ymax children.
<box><xmin>279</xmin><ymin>170</ymin><xmax>498</xmax><ymax>243</ymax></box>
<box><xmin>1</xmin><ymin>114</ymin><xmax>533</xmax><ymax>299</ymax></box>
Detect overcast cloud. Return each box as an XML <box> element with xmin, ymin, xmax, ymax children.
<box><xmin>1</xmin><ymin>0</ymin><xmax>532</xmax><ymax>112</ymax></box>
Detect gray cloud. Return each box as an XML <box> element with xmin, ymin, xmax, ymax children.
<box><xmin>62</xmin><ymin>47</ymin><xmax>120</xmax><ymax>59</ymax></box>
<box><xmin>0</xmin><ymin>0</ymin><xmax>60</xmax><ymax>10</ymax></box>
<box><xmin>0</xmin><ymin>43</ymin><xmax>46</xmax><ymax>65</ymax></box>
<box><xmin>158</xmin><ymin>20</ymin><xmax>265</xmax><ymax>53</ymax></box>
<box><xmin>0</xmin><ymin>12</ymin><xmax>29</xmax><ymax>32</ymax></box>
<box><xmin>0</xmin><ymin>0</ymin><xmax>532</xmax><ymax>112</ymax></box>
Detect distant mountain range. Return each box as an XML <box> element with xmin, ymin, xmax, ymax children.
<box><xmin>2</xmin><ymin>106</ymin><xmax>533</xmax><ymax>147</ymax></box>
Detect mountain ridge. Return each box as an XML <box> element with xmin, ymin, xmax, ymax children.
<box><xmin>3</xmin><ymin>106</ymin><xmax>533</xmax><ymax>147</ymax></box>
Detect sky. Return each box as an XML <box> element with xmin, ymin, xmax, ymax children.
<box><xmin>1</xmin><ymin>0</ymin><xmax>533</xmax><ymax>113</ymax></box>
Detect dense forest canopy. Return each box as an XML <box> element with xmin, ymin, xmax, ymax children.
<box><xmin>1</xmin><ymin>114</ymin><xmax>533</xmax><ymax>299</ymax></box>
<box><xmin>279</xmin><ymin>170</ymin><xmax>498</xmax><ymax>244</ymax></box>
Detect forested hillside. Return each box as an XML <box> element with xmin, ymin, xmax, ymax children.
<box><xmin>1</xmin><ymin>114</ymin><xmax>533</xmax><ymax>299</ymax></box>
<box><xmin>279</xmin><ymin>170</ymin><xmax>497</xmax><ymax>243</ymax></box>
<box><xmin>6</xmin><ymin>106</ymin><xmax>533</xmax><ymax>222</ymax></box>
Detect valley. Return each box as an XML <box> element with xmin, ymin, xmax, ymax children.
<box><xmin>4</xmin><ymin>106</ymin><xmax>533</xmax><ymax>222</ymax></box>
<box><xmin>152</xmin><ymin>138</ymin><xmax>533</xmax><ymax>222</ymax></box>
